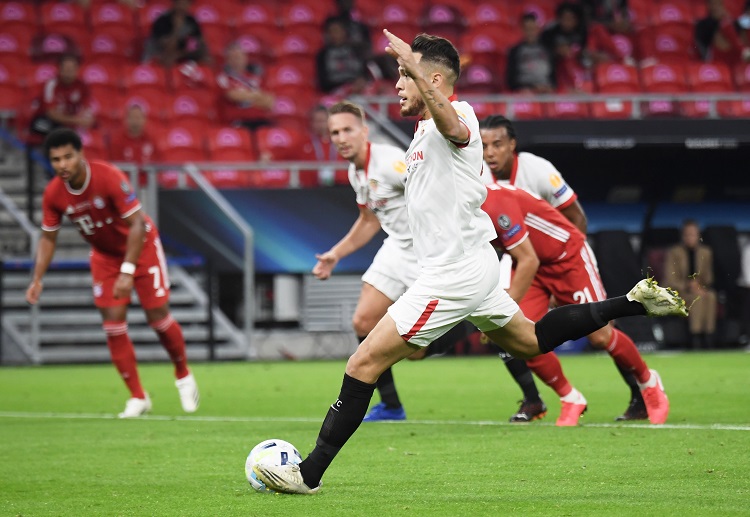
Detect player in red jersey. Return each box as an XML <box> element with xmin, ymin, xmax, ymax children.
<box><xmin>482</xmin><ymin>183</ymin><xmax>670</xmax><ymax>425</ymax></box>
<box><xmin>25</xmin><ymin>128</ymin><xmax>199</xmax><ymax>418</ymax></box>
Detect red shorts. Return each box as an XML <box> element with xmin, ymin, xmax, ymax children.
<box><xmin>90</xmin><ymin>234</ymin><xmax>171</xmax><ymax>310</ymax></box>
<box><xmin>518</xmin><ymin>243</ymin><xmax>607</xmax><ymax>322</ymax></box>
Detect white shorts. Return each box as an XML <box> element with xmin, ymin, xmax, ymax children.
<box><xmin>362</xmin><ymin>238</ymin><xmax>419</xmax><ymax>302</ymax></box>
<box><xmin>387</xmin><ymin>242</ymin><xmax>519</xmax><ymax>348</ymax></box>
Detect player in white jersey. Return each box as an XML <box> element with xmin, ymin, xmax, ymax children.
<box><xmin>312</xmin><ymin>101</ymin><xmax>415</xmax><ymax>422</ymax></box>
<box><xmin>253</xmin><ymin>32</ymin><xmax>688</xmax><ymax>494</ymax></box>
<box><xmin>480</xmin><ymin>114</ymin><xmax>660</xmax><ymax>423</ymax></box>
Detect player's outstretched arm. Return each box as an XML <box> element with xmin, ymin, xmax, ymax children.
<box><xmin>383</xmin><ymin>29</ymin><xmax>468</xmax><ymax>144</ymax></box>
<box><xmin>312</xmin><ymin>207</ymin><xmax>381</xmax><ymax>280</ymax></box>
<box><xmin>26</xmin><ymin>231</ymin><xmax>58</xmax><ymax>304</ymax></box>
<box><xmin>113</xmin><ymin>210</ymin><xmax>146</xmax><ymax>300</ymax></box>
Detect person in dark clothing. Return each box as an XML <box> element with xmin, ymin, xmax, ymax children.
<box><xmin>695</xmin><ymin>0</ymin><xmax>750</xmax><ymax>65</ymax></box>
<box><xmin>145</xmin><ymin>0</ymin><xmax>208</xmax><ymax>66</ymax></box>
<box><xmin>316</xmin><ymin>17</ymin><xmax>368</xmax><ymax>94</ymax></box>
<box><xmin>507</xmin><ymin>13</ymin><xmax>555</xmax><ymax>93</ymax></box>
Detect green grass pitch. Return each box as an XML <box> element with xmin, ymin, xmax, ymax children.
<box><xmin>2</xmin><ymin>352</ymin><xmax>749</xmax><ymax>516</ymax></box>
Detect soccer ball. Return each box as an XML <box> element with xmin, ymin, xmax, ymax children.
<box><xmin>245</xmin><ymin>439</ymin><xmax>303</xmax><ymax>493</ymax></box>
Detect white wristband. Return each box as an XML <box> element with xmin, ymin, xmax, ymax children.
<box><xmin>120</xmin><ymin>262</ymin><xmax>136</xmax><ymax>275</ymax></box>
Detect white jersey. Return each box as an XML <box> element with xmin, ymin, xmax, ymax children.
<box><xmin>348</xmin><ymin>142</ymin><xmax>410</xmax><ymax>250</ymax></box>
<box><xmin>492</xmin><ymin>152</ymin><xmax>577</xmax><ymax>209</ymax></box>
<box><xmin>404</xmin><ymin>100</ymin><xmax>496</xmax><ymax>267</ymax></box>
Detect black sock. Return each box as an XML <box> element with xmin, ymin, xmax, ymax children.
<box><xmin>616</xmin><ymin>362</ymin><xmax>643</xmax><ymax>401</ymax></box>
<box><xmin>300</xmin><ymin>373</ymin><xmax>375</xmax><ymax>488</ymax></box>
<box><xmin>376</xmin><ymin>367</ymin><xmax>402</xmax><ymax>409</ymax></box>
<box><xmin>536</xmin><ymin>296</ymin><xmax>646</xmax><ymax>354</ymax></box>
<box><xmin>501</xmin><ymin>353</ymin><xmax>541</xmax><ymax>402</ymax></box>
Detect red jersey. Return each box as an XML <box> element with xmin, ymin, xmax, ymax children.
<box><xmin>216</xmin><ymin>67</ymin><xmax>269</xmax><ymax>124</ymax></box>
<box><xmin>37</xmin><ymin>77</ymin><xmax>92</xmax><ymax>118</ymax></box>
<box><xmin>41</xmin><ymin>159</ymin><xmax>155</xmax><ymax>257</ymax></box>
<box><xmin>482</xmin><ymin>184</ymin><xmax>585</xmax><ymax>264</ymax></box>
<box><xmin>108</xmin><ymin>129</ymin><xmax>160</xmax><ymax>165</ymax></box>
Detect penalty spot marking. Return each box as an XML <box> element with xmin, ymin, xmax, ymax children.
<box><xmin>0</xmin><ymin>411</ymin><xmax>748</xmax><ymax>431</ymax></box>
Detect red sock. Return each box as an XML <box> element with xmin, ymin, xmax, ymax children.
<box><xmin>104</xmin><ymin>321</ymin><xmax>146</xmax><ymax>399</ymax></box>
<box><xmin>526</xmin><ymin>353</ymin><xmax>572</xmax><ymax>398</ymax></box>
<box><xmin>150</xmin><ymin>314</ymin><xmax>190</xmax><ymax>379</ymax></box>
<box><xmin>606</xmin><ymin>329</ymin><xmax>650</xmax><ymax>384</ymax></box>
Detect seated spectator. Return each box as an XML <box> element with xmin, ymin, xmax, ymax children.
<box><xmin>29</xmin><ymin>54</ymin><xmax>95</xmax><ymax>142</ymax></box>
<box><xmin>663</xmin><ymin>219</ymin><xmax>718</xmax><ymax>349</ymax></box>
<box><xmin>108</xmin><ymin>104</ymin><xmax>160</xmax><ymax>168</ymax></box>
<box><xmin>316</xmin><ymin>17</ymin><xmax>368</xmax><ymax>94</ymax></box>
<box><xmin>144</xmin><ymin>0</ymin><xmax>208</xmax><ymax>66</ymax></box>
<box><xmin>541</xmin><ymin>3</ymin><xmax>590</xmax><ymax>91</ymax></box>
<box><xmin>216</xmin><ymin>42</ymin><xmax>274</xmax><ymax>131</ymax></box>
<box><xmin>325</xmin><ymin>0</ymin><xmax>373</xmax><ymax>58</ymax></box>
<box><xmin>507</xmin><ymin>13</ymin><xmax>555</xmax><ymax>93</ymax></box>
<box><xmin>695</xmin><ymin>0</ymin><xmax>750</xmax><ymax>66</ymax></box>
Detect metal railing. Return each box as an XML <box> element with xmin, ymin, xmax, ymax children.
<box><xmin>357</xmin><ymin>92</ymin><xmax>750</xmax><ymax>120</ymax></box>
<box><xmin>0</xmin><ymin>185</ymin><xmax>40</xmax><ymax>363</ymax></box>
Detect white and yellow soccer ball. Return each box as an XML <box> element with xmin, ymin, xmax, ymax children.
<box><xmin>245</xmin><ymin>439</ymin><xmax>303</xmax><ymax>493</ymax></box>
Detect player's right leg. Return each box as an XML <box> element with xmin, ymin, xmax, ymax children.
<box><xmin>91</xmin><ymin>251</ymin><xmax>150</xmax><ymax>418</ymax></box>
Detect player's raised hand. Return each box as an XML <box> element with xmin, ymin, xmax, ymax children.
<box><xmin>25</xmin><ymin>280</ymin><xmax>43</xmax><ymax>305</ymax></box>
<box><xmin>383</xmin><ymin>29</ymin><xmax>420</xmax><ymax>79</ymax></box>
<box><xmin>312</xmin><ymin>251</ymin><xmax>339</xmax><ymax>280</ymax></box>
<box><xmin>113</xmin><ymin>273</ymin><xmax>134</xmax><ymax>300</ymax></box>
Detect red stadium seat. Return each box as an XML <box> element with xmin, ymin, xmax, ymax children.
<box><xmin>90</xmin><ymin>91</ymin><xmax>124</xmax><ymax>131</ymax></box>
<box><xmin>40</xmin><ymin>2</ymin><xmax>88</xmax><ymax>41</ymax></box>
<box><xmin>0</xmin><ymin>62</ymin><xmax>25</xmax><ymax>112</ymax></box>
<box><xmin>626</xmin><ymin>0</ymin><xmax>652</xmax><ymax>28</ymax></box>
<box><xmin>89</xmin><ymin>2</ymin><xmax>137</xmax><ymax>41</ymax></box>
<box><xmin>465</xmin><ymin>1</ymin><xmax>519</xmax><ymax>27</ymax></box>
<box><xmin>379</xmin><ymin>3</ymin><xmax>423</xmax><ymax>24</ymax></box>
<box><xmin>546</xmin><ymin>100</ymin><xmax>591</xmax><ymax>119</ymax></box>
<box><xmin>122</xmin><ymin>91</ymin><xmax>169</xmax><ymax>122</ymax></box>
<box><xmin>460</xmin><ymin>27</ymin><xmax>520</xmax><ymax>62</ymax></box>
<box><xmin>371</xmin><ymin>24</ymin><xmax>421</xmax><ymax>54</ymax></box>
<box><xmin>0</xmin><ymin>2</ymin><xmax>39</xmax><ymax>33</ymax></box>
<box><xmin>236</xmin><ymin>3</ymin><xmax>278</xmax><ymax>31</ymax></box>
<box><xmin>159</xmin><ymin>125</ymin><xmax>209</xmax><ymax>161</ymax></box>
<box><xmin>611</xmin><ymin>34</ymin><xmax>635</xmax><ymax>61</ymax></box>
<box><xmin>123</xmin><ymin>64</ymin><xmax>170</xmax><ymax>96</ymax></box>
<box><xmin>649</xmin><ymin>2</ymin><xmax>695</xmax><ymax>31</ymax></box>
<box><xmin>507</xmin><ymin>99</ymin><xmax>544</xmax><ymax>120</ymax></box>
<box><xmin>271</xmin><ymin>91</ymin><xmax>318</xmax><ymax>130</ymax></box>
<box><xmin>456</xmin><ymin>63</ymin><xmax>501</xmax><ymax>93</ymax></box>
<box><xmin>30</xmin><ymin>33</ymin><xmax>79</xmax><ymax>63</ymax></box>
<box><xmin>166</xmin><ymin>91</ymin><xmax>215</xmax><ymax>124</ymax></box>
<box><xmin>29</xmin><ymin>62</ymin><xmax>59</xmax><ymax>87</ymax></box>
<box><xmin>0</xmin><ymin>30</ymin><xmax>33</xmax><ymax>68</ymax></box>
<box><xmin>684</xmin><ymin>62</ymin><xmax>734</xmax><ymax>117</ymax></box>
<box><xmin>265</xmin><ymin>60</ymin><xmax>317</xmax><ymax>92</ymax></box>
<box><xmin>592</xmin><ymin>63</ymin><xmax>640</xmax><ymax>118</ymax></box>
<box><xmin>233</xmin><ymin>32</ymin><xmax>274</xmax><ymax>65</ymax></box>
<box><xmin>468</xmin><ymin>101</ymin><xmax>507</xmax><ymax>121</ymax></box>
<box><xmin>83</xmin><ymin>32</ymin><xmax>136</xmax><ymax>65</ymax></box>
<box><xmin>204</xmin><ymin>127</ymin><xmax>257</xmax><ymax>188</ymax></box>
<box><xmin>256</xmin><ymin>125</ymin><xmax>308</xmax><ymax>160</ymax></box>
<box><xmin>81</xmin><ymin>62</ymin><xmax>121</xmax><ymax>92</ymax></box>
<box><xmin>201</xmin><ymin>25</ymin><xmax>236</xmax><ymax>62</ymax></box>
<box><xmin>637</xmin><ymin>26</ymin><xmax>694</xmax><ymax>62</ymax></box>
<box><xmin>734</xmin><ymin>63</ymin><xmax>750</xmax><ymax>91</ymax></box>
<box><xmin>421</xmin><ymin>4</ymin><xmax>467</xmax><ymax>42</ymax></box>
<box><xmin>640</xmin><ymin>62</ymin><xmax>687</xmax><ymax>116</ymax></box>
<box><xmin>276</xmin><ymin>28</ymin><xmax>323</xmax><ymax>59</ymax></box>
<box><xmin>280</xmin><ymin>1</ymin><xmax>333</xmax><ymax>28</ymax></box>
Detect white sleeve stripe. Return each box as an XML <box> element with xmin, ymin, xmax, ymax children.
<box><xmin>41</xmin><ymin>224</ymin><xmax>60</xmax><ymax>232</ymax></box>
<box><xmin>120</xmin><ymin>204</ymin><xmax>142</xmax><ymax>219</ymax></box>
<box><xmin>504</xmin><ymin>232</ymin><xmax>529</xmax><ymax>250</ymax></box>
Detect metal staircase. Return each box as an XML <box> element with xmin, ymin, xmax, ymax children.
<box><xmin>0</xmin><ymin>140</ymin><xmax>248</xmax><ymax>364</ymax></box>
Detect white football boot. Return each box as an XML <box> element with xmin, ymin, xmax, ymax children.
<box><xmin>175</xmin><ymin>373</ymin><xmax>200</xmax><ymax>413</ymax></box>
<box><xmin>118</xmin><ymin>394</ymin><xmax>152</xmax><ymax>418</ymax></box>
<box><xmin>252</xmin><ymin>464</ymin><xmax>320</xmax><ymax>494</ymax></box>
<box><xmin>627</xmin><ymin>278</ymin><xmax>688</xmax><ymax>317</ymax></box>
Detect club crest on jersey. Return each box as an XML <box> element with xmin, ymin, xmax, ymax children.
<box><xmin>93</xmin><ymin>196</ymin><xmax>105</xmax><ymax>209</ymax></box>
<box><xmin>497</xmin><ymin>215</ymin><xmax>512</xmax><ymax>230</ymax></box>
<box><xmin>120</xmin><ymin>181</ymin><xmax>131</xmax><ymax>194</ymax></box>
<box><xmin>393</xmin><ymin>161</ymin><xmax>406</xmax><ymax>174</ymax></box>
<box><xmin>65</xmin><ymin>205</ymin><xmax>75</xmax><ymax>215</ymax></box>
<box><xmin>369</xmin><ymin>179</ymin><xmax>378</xmax><ymax>192</ymax></box>
<box><xmin>93</xmin><ymin>282</ymin><xmax>103</xmax><ymax>298</ymax></box>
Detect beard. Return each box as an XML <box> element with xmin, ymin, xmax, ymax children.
<box><xmin>401</xmin><ymin>97</ymin><xmax>426</xmax><ymax>118</ymax></box>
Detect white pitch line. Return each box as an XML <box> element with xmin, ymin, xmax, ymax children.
<box><xmin>0</xmin><ymin>411</ymin><xmax>748</xmax><ymax>431</ymax></box>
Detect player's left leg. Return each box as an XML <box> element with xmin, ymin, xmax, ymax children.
<box><xmin>353</xmin><ymin>282</ymin><xmax>406</xmax><ymax>422</ymax></box>
<box><xmin>136</xmin><ymin>237</ymin><xmax>198</xmax><ymax>412</ymax></box>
